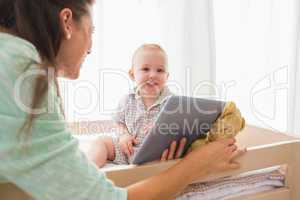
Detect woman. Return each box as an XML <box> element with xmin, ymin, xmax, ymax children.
<box><xmin>0</xmin><ymin>0</ymin><xmax>246</xmax><ymax>199</ymax></box>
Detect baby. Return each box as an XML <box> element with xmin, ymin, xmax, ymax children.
<box><xmin>84</xmin><ymin>44</ymin><xmax>245</xmax><ymax>168</ymax></box>
<box><xmin>112</xmin><ymin>44</ymin><xmax>173</xmax><ymax>164</ymax></box>
<box><xmin>86</xmin><ymin>44</ymin><xmax>186</xmax><ymax>167</ymax></box>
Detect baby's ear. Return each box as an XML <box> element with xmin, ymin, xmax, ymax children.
<box><xmin>128</xmin><ymin>68</ymin><xmax>135</xmax><ymax>81</ymax></box>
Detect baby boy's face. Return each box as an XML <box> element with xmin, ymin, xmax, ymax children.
<box><xmin>131</xmin><ymin>49</ymin><xmax>169</xmax><ymax>98</ymax></box>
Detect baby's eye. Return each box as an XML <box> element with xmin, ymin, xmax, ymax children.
<box><xmin>142</xmin><ymin>67</ymin><xmax>150</xmax><ymax>71</ymax></box>
<box><xmin>157</xmin><ymin>68</ymin><xmax>165</xmax><ymax>73</ymax></box>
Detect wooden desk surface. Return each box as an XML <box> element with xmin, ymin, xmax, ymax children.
<box><xmin>236</xmin><ymin>125</ymin><xmax>298</xmax><ymax>148</ymax></box>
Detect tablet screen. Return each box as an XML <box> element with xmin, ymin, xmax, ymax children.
<box><xmin>132</xmin><ymin>95</ymin><xmax>225</xmax><ymax>165</ymax></box>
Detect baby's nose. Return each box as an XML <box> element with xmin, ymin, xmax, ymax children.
<box><xmin>149</xmin><ymin>70</ymin><xmax>157</xmax><ymax>78</ymax></box>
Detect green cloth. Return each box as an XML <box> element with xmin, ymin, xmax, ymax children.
<box><xmin>0</xmin><ymin>32</ymin><xmax>127</xmax><ymax>200</ymax></box>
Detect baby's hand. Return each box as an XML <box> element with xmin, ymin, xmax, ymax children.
<box><xmin>119</xmin><ymin>134</ymin><xmax>139</xmax><ymax>158</ymax></box>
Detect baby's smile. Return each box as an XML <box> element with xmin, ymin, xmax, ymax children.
<box><xmin>145</xmin><ymin>80</ymin><xmax>158</xmax><ymax>86</ymax></box>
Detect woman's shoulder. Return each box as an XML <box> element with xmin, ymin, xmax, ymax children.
<box><xmin>0</xmin><ymin>32</ymin><xmax>41</xmax><ymax>85</ymax></box>
<box><xmin>0</xmin><ymin>33</ymin><xmax>61</xmax><ymax>121</ymax></box>
<box><xmin>0</xmin><ymin>32</ymin><xmax>40</xmax><ymax>67</ymax></box>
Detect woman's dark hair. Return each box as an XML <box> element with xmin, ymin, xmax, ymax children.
<box><xmin>0</xmin><ymin>0</ymin><xmax>94</xmax><ymax>135</ymax></box>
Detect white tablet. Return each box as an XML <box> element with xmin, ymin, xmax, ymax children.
<box><xmin>132</xmin><ymin>95</ymin><xmax>225</xmax><ymax>165</ymax></box>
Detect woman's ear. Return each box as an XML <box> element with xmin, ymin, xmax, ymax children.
<box><xmin>128</xmin><ymin>68</ymin><xmax>135</xmax><ymax>81</ymax></box>
<box><xmin>59</xmin><ymin>8</ymin><xmax>73</xmax><ymax>40</ymax></box>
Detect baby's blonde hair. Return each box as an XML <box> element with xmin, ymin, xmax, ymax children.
<box><xmin>131</xmin><ymin>43</ymin><xmax>168</xmax><ymax>71</ymax></box>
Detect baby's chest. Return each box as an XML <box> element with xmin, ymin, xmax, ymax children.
<box><xmin>124</xmin><ymin>107</ymin><xmax>161</xmax><ymax>134</ymax></box>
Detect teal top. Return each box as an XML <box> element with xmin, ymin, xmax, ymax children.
<box><xmin>0</xmin><ymin>32</ymin><xmax>127</xmax><ymax>200</ymax></box>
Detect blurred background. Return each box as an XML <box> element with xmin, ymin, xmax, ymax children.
<box><xmin>59</xmin><ymin>0</ymin><xmax>300</xmax><ymax>136</ymax></box>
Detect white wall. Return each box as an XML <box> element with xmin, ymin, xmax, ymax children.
<box><xmin>213</xmin><ymin>0</ymin><xmax>294</xmax><ymax>133</ymax></box>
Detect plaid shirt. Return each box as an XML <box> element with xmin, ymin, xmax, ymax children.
<box><xmin>112</xmin><ymin>87</ymin><xmax>172</xmax><ymax>164</ymax></box>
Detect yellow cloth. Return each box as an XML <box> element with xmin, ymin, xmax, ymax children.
<box><xmin>191</xmin><ymin>102</ymin><xmax>245</xmax><ymax>149</ymax></box>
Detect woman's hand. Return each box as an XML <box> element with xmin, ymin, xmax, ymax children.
<box><xmin>119</xmin><ymin>134</ymin><xmax>138</xmax><ymax>158</ymax></box>
<box><xmin>181</xmin><ymin>138</ymin><xmax>246</xmax><ymax>183</ymax></box>
<box><xmin>160</xmin><ymin>138</ymin><xmax>187</xmax><ymax>161</ymax></box>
